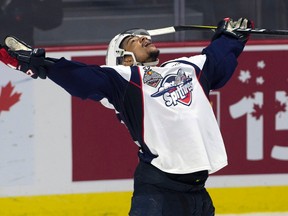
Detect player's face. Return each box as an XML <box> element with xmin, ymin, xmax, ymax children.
<box><xmin>121</xmin><ymin>35</ymin><xmax>159</xmax><ymax>64</ymax></box>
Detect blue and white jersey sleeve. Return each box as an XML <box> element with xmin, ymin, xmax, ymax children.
<box><xmin>201</xmin><ymin>35</ymin><xmax>245</xmax><ymax>90</ymax></box>
<box><xmin>47</xmin><ymin>59</ymin><xmax>132</xmax><ymax>112</ymax></box>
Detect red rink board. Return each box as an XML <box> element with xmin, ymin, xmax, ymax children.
<box><xmin>70</xmin><ymin>40</ymin><xmax>288</xmax><ymax>181</ymax></box>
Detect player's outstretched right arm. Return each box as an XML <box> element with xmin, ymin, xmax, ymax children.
<box><xmin>0</xmin><ymin>36</ymin><xmax>58</xmax><ymax>79</ymax></box>
<box><xmin>0</xmin><ymin>35</ymin><xmax>128</xmax><ymax>105</ymax></box>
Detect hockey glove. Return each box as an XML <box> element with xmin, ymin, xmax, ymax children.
<box><xmin>212</xmin><ymin>17</ymin><xmax>253</xmax><ymax>43</ymax></box>
<box><xmin>0</xmin><ymin>45</ymin><xmax>19</xmax><ymax>69</ymax></box>
<box><xmin>2</xmin><ymin>36</ymin><xmax>56</xmax><ymax>79</ymax></box>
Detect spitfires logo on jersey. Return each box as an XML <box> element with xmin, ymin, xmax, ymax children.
<box><xmin>151</xmin><ymin>68</ymin><xmax>193</xmax><ymax>106</ymax></box>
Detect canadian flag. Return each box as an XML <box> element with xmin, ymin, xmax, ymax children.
<box><xmin>0</xmin><ymin>62</ymin><xmax>34</xmax><ymax>186</ymax></box>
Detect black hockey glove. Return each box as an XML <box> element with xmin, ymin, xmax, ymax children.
<box><xmin>212</xmin><ymin>17</ymin><xmax>253</xmax><ymax>43</ymax></box>
<box><xmin>4</xmin><ymin>36</ymin><xmax>57</xmax><ymax>79</ymax></box>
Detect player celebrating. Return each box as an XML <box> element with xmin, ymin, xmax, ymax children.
<box><xmin>0</xmin><ymin>17</ymin><xmax>252</xmax><ymax>215</ymax></box>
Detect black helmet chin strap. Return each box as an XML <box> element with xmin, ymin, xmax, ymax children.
<box><xmin>137</xmin><ymin>59</ymin><xmax>159</xmax><ymax>67</ymax></box>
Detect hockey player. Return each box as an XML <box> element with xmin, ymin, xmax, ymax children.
<box><xmin>0</xmin><ymin>17</ymin><xmax>252</xmax><ymax>215</ymax></box>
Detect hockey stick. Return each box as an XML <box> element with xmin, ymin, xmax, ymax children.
<box><xmin>147</xmin><ymin>25</ymin><xmax>288</xmax><ymax>36</ymax></box>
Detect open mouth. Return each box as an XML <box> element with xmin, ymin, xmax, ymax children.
<box><xmin>143</xmin><ymin>42</ymin><xmax>153</xmax><ymax>47</ymax></box>
<box><xmin>142</xmin><ymin>38</ymin><xmax>153</xmax><ymax>47</ymax></box>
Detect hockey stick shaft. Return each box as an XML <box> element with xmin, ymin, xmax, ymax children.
<box><xmin>147</xmin><ymin>25</ymin><xmax>288</xmax><ymax>36</ymax></box>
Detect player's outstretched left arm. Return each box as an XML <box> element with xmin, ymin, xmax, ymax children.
<box><xmin>0</xmin><ymin>36</ymin><xmax>58</xmax><ymax>79</ymax></box>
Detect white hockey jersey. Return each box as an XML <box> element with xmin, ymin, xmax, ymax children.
<box><xmin>48</xmin><ymin>35</ymin><xmax>245</xmax><ymax>174</ymax></box>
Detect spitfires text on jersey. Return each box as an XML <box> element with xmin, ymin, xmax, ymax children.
<box><xmin>151</xmin><ymin>68</ymin><xmax>194</xmax><ymax>107</ymax></box>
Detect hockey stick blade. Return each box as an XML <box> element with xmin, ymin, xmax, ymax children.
<box><xmin>147</xmin><ymin>25</ymin><xmax>288</xmax><ymax>36</ymax></box>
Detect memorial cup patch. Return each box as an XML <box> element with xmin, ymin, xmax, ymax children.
<box><xmin>143</xmin><ymin>66</ymin><xmax>163</xmax><ymax>87</ymax></box>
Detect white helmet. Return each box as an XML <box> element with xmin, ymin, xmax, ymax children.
<box><xmin>105</xmin><ymin>28</ymin><xmax>159</xmax><ymax>66</ymax></box>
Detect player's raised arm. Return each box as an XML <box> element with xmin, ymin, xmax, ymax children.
<box><xmin>201</xmin><ymin>17</ymin><xmax>253</xmax><ymax>90</ymax></box>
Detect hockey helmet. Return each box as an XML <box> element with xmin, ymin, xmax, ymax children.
<box><xmin>106</xmin><ymin>28</ymin><xmax>158</xmax><ymax>66</ymax></box>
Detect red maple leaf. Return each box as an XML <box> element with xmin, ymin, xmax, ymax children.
<box><xmin>251</xmin><ymin>104</ymin><xmax>263</xmax><ymax>120</ymax></box>
<box><xmin>0</xmin><ymin>81</ymin><xmax>22</xmax><ymax>113</ymax></box>
<box><xmin>274</xmin><ymin>100</ymin><xmax>287</xmax><ymax>113</ymax></box>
